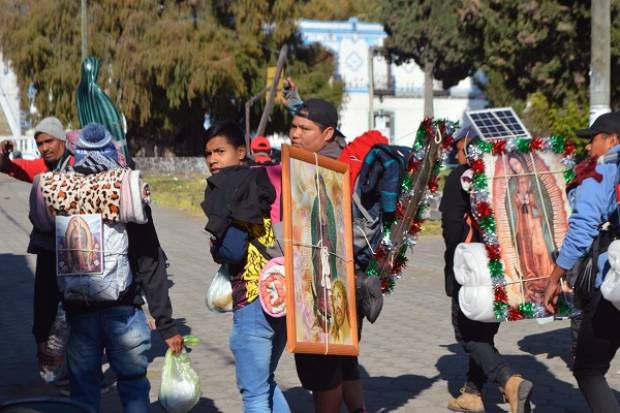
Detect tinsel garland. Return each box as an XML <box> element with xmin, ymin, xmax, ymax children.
<box><xmin>468</xmin><ymin>134</ymin><xmax>576</xmax><ymax>321</ymax></box>
<box><xmin>366</xmin><ymin>117</ymin><xmax>458</xmax><ymax>293</ymax></box>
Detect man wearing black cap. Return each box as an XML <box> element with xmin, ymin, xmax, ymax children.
<box><xmin>289</xmin><ymin>98</ymin><xmax>347</xmax><ymax>157</ymax></box>
<box><xmin>289</xmin><ymin>98</ymin><xmax>367</xmax><ymax>413</ymax></box>
<box><xmin>440</xmin><ymin>128</ymin><xmax>533</xmax><ymax>413</ymax></box>
<box><xmin>545</xmin><ymin>112</ymin><xmax>620</xmax><ymax>413</ymax></box>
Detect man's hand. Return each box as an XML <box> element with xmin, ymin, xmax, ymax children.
<box><xmin>543</xmin><ymin>277</ymin><xmax>561</xmax><ymax>314</ymax></box>
<box><xmin>279</xmin><ymin>77</ymin><xmax>298</xmax><ymax>107</ymax></box>
<box><xmin>37</xmin><ymin>342</ymin><xmax>64</xmax><ymax>369</ymax></box>
<box><xmin>543</xmin><ymin>265</ymin><xmax>566</xmax><ymax>314</ymax></box>
<box><xmin>0</xmin><ymin>140</ymin><xmax>14</xmax><ymax>156</ymax></box>
<box><xmin>165</xmin><ymin>334</ymin><xmax>184</xmax><ymax>354</ymax></box>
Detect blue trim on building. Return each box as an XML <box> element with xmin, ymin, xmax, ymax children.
<box><xmin>345</xmin><ymin>86</ymin><xmax>370</xmax><ymax>93</ymax></box>
<box><xmin>299</xmin><ymin>26</ymin><xmax>386</xmax><ymax>37</ymax></box>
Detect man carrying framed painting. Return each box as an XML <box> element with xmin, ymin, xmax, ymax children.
<box><xmin>545</xmin><ymin>112</ymin><xmax>620</xmax><ymax>413</ymax></box>
<box><xmin>288</xmin><ymin>98</ymin><xmax>367</xmax><ymax>413</ymax></box>
<box><xmin>441</xmin><ymin>128</ymin><xmax>533</xmax><ymax>413</ymax></box>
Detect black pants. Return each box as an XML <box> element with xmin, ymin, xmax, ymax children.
<box><xmin>451</xmin><ymin>293</ymin><xmax>513</xmax><ymax>393</ymax></box>
<box><xmin>573</xmin><ymin>291</ymin><xmax>620</xmax><ymax>413</ymax></box>
<box><xmin>32</xmin><ymin>251</ymin><xmax>60</xmax><ymax>343</ymax></box>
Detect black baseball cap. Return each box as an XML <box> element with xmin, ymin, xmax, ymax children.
<box><xmin>576</xmin><ymin>112</ymin><xmax>620</xmax><ymax>138</ymax></box>
<box><xmin>296</xmin><ymin>98</ymin><xmax>345</xmax><ymax>137</ymax></box>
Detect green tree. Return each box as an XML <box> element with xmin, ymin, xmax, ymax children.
<box><xmin>299</xmin><ymin>0</ymin><xmax>382</xmax><ymax>21</ymax></box>
<box><xmin>480</xmin><ymin>0</ymin><xmax>591</xmax><ymax>107</ymax></box>
<box><xmin>522</xmin><ymin>91</ymin><xmax>589</xmax><ymax>156</ymax></box>
<box><xmin>479</xmin><ymin>1</ymin><xmax>620</xmax><ymax>150</ymax></box>
<box><xmin>381</xmin><ymin>0</ymin><xmax>484</xmax><ymax>116</ymax></box>
<box><xmin>0</xmin><ymin>0</ymin><xmax>344</xmax><ymax>155</ymax></box>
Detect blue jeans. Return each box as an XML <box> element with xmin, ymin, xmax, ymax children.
<box><xmin>229</xmin><ymin>299</ymin><xmax>290</xmax><ymax>413</ymax></box>
<box><xmin>66</xmin><ymin>306</ymin><xmax>152</xmax><ymax>413</ymax></box>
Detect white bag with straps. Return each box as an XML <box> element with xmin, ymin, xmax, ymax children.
<box><xmin>601</xmin><ymin>239</ymin><xmax>620</xmax><ymax>310</ymax></box>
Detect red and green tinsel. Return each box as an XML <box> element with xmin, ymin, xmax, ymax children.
<box><xmin>468</xmin><ymin>135</ymin><xmax>576</xmax><ymax>320</ymax></box>
<box><xmin>366</xmin><ymin>118</ymin><xmax>459</xmax><ymax>293</ymax></box>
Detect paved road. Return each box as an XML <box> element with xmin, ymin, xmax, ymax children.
<box><xmin>1</xmin><ymin>174</ymin><xmax>619</xmax><ymax>412</ymax></box>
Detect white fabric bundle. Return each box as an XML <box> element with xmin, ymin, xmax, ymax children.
<box><xmin>601</xmin><ymin>240</ymin><xmax>620</xmax><ymax>311</ymax></box>
<box><xmin>454</xmin><ymin>242</ymin><xmax>497</xmax><ymax>323</ymax></box>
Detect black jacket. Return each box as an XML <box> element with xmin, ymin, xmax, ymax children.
<box><xmin>201</xmin><ymin>166</ymin><xmax>275</xmax><ymax>239</ymax></box>
<box><xmin>439</xmin><ymin>164</ymin><xmax>479</xmax><ymax>297</ymax></box>
<box><xmin>34</xmin><ymin>206</ymin><xmax>179</xmax><ymax>342</ymax></box>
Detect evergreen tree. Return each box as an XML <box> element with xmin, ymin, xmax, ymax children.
<box><xmin>480</xmin><ymin>0</ymin><xmax>591</xmax><ymax>107</ymax></box>
<box><xmin>0</xmin><ymin>0</ymin><xmax>344</xmax><ymax>155</ymax></box>
<box><xmin>380</xmin><ymin>0</ymin><xmax>484</xmax><ymax>116</ymax></box>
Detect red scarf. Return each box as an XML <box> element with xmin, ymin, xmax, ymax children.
<box><xmin>566</xmin><ymin>156</ymin><xmax>603</xmax><ymax>192</ymax></box>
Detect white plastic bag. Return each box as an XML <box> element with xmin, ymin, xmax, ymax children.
<box><xmin>601</xmin><ymin>240</ymin><xmax>620</xmax><ymax>310</ymax></box>
<box><xmin>158</xmin><ymin>348</ymin><xmax>201</xmax><ymax>413</ymax></box>
<box><xmin>205</xmin><ymin>265</ymin><xmax>233</xmax><ymax>313</ymax></box>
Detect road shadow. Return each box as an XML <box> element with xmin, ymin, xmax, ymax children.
<box><xmin>0</xmin><ymin>253</ymin><xmax>38</xmax><ymax>390</ymax></box>
<box><xmin>150</xmin><ymin>396</ymin><xmax>222</xmax><ymax>413</ymax></box>
<box><xmin>282</xmin><ymin>364</ymin><xmax>438</xmax><ymax>413</ymax></box>
<box><xmin>360</xmin><ymin>364</ymin><xmax>439</xmax><ymax>412</ymax></box>
<box><xmin>435</xmin><ymin>330</ymin><xmax>599</xmax><ymax>413</ymax></box>
<box><xmin>517</xmin><ymin>326</ymin><xmax>574</xmax><ymax>368</ymax></box>
<box><xmin>517</xmin><ymin>326</ymin><xmax>620</xmax><ymax>411</ymax></box>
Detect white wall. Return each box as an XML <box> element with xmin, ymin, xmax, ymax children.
<box><xmin>339</xmin><ymin>95</ymin><xmax>487</xmax><ymax>146</ymax></box>
<box><xmin>298</xmin><ymin>18</ymin><xmax>489</xmax><ymax>147</ymax></box>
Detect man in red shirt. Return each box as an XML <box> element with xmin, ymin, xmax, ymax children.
<box><xmin>0</xmin><ymin>116</ymin><xmax>73</xmax><ymax>183</ymax></box>
<box><xmin>0</xmin><ymin>117</ymin><xmax>76</xmax><ymax>378</ymax></box>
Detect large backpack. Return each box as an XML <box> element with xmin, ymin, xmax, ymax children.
<box><xmin>349</xmin><ymin>144</ymin><xmax>412</xmax><ymax>271</ymax></box>
<box><xmin>31</xmin><ymin>169</ymin><xmax>146</xmax><ymax>302</ymax></box>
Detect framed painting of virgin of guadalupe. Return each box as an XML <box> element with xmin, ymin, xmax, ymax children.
<box><xmin>282</xmin><ymin>144</ymin><xmax>359</xmax><ymax>356</ymax></box>
<box><xmin>467</xmin><ymin>136</ymin><xmax>576</xmax><ymax>320</ymax></box>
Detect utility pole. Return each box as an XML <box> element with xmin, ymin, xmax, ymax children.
<box><xmin>423</xmin><ymin>59</ymin><xmax>434</xmax><ymax>118</ymax></box>
<box><xmin>256</xmin><ymin>45</ymin><xmax>288</xmax><ymax>137</ymax></box>
<box><xmin>368</xmin><ymin>46</ymin><xmax>374</xmax><ymax>131</ymax></box>
<box><xmin>590</xmin><ymin>0</ymin><xmax>611</xmax><ymax>124</ymax></box>
<box><xmin>81</xmin><ymin>0</ymin><xmax>88</xmax><ymax>61</ymax></box>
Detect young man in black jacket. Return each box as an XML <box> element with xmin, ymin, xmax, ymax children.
<box><xmin>440</xmin><ymin>128</ymin><xmax>532</xmax><ymax>413</ymax></box>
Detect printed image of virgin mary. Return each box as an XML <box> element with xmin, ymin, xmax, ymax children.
<box><xmin>506</xmin><ymin>154</ymin><xmax>555</xmax><ymax>303</ymax></box>
<box><xmin>65</xmin><ymin>215</ymin><xmax>97</xmax><ymax>273</ymax></box>
<box><xmin>310</xmin><ymin>174</ymin><xmax>339</xmax><ymax>333</ymax></box>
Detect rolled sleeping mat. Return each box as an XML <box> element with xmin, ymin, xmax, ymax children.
<box><xmin>454</xmin><ymin>242</ymin><xmax>498</xmax><ymax>323</ymax></box>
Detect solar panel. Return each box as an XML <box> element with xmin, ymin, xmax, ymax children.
<box><xmin>466</xmin><ymin>107</ymin><xmax>531</xmax><ymax>140</ymax></box>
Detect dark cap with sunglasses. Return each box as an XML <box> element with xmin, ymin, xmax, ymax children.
<box><xmin>576</xmin><ymin>112</ymin><xmax>620</xmax><ymax>139</ymax></box>
<box><xmin>296</xmin><ymin>98</ymin><xmax>345</xmax><ymax>137</ymax></box>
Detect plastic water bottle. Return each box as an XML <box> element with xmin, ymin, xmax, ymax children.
<box><xmin>39</xmin><ymin>305</ymin><xmax>70</xmax><ymax>383</ymax></box>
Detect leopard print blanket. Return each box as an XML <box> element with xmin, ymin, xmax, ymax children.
<box><xmin>30</xmin><ymin>169</ymin><xmax>149</xmax><ymax>232</ymax></box>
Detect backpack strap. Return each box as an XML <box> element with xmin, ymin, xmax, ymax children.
<box><xmin>249</xmin><ymin>222</ymin><xmax>284</xmax><ymax>260</ymax></box>
<box><xmin>352</xmin><ymin>191</ymin><xmax>374</xmax><ymax>222</ymax></box>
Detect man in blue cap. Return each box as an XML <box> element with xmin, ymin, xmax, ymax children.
<box><xmin>440</xmin><ymin>127</ymin><xmax>533</xmax><ymax>413</ymax></box>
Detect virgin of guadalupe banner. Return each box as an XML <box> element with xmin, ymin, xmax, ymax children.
<box><xmin>56</xmin><ymin>214</ymin><xmax>104</xmax><ymax>276</ymax></box>
<box><xmin>467</xmin><ymin>136</ymin><xmax>576</xmax><ymax>320</ymax></box>
<box><xmin>282</xmin><ymin>145</ymin><xmax>358</xmax><ymax>356</ymax></box>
